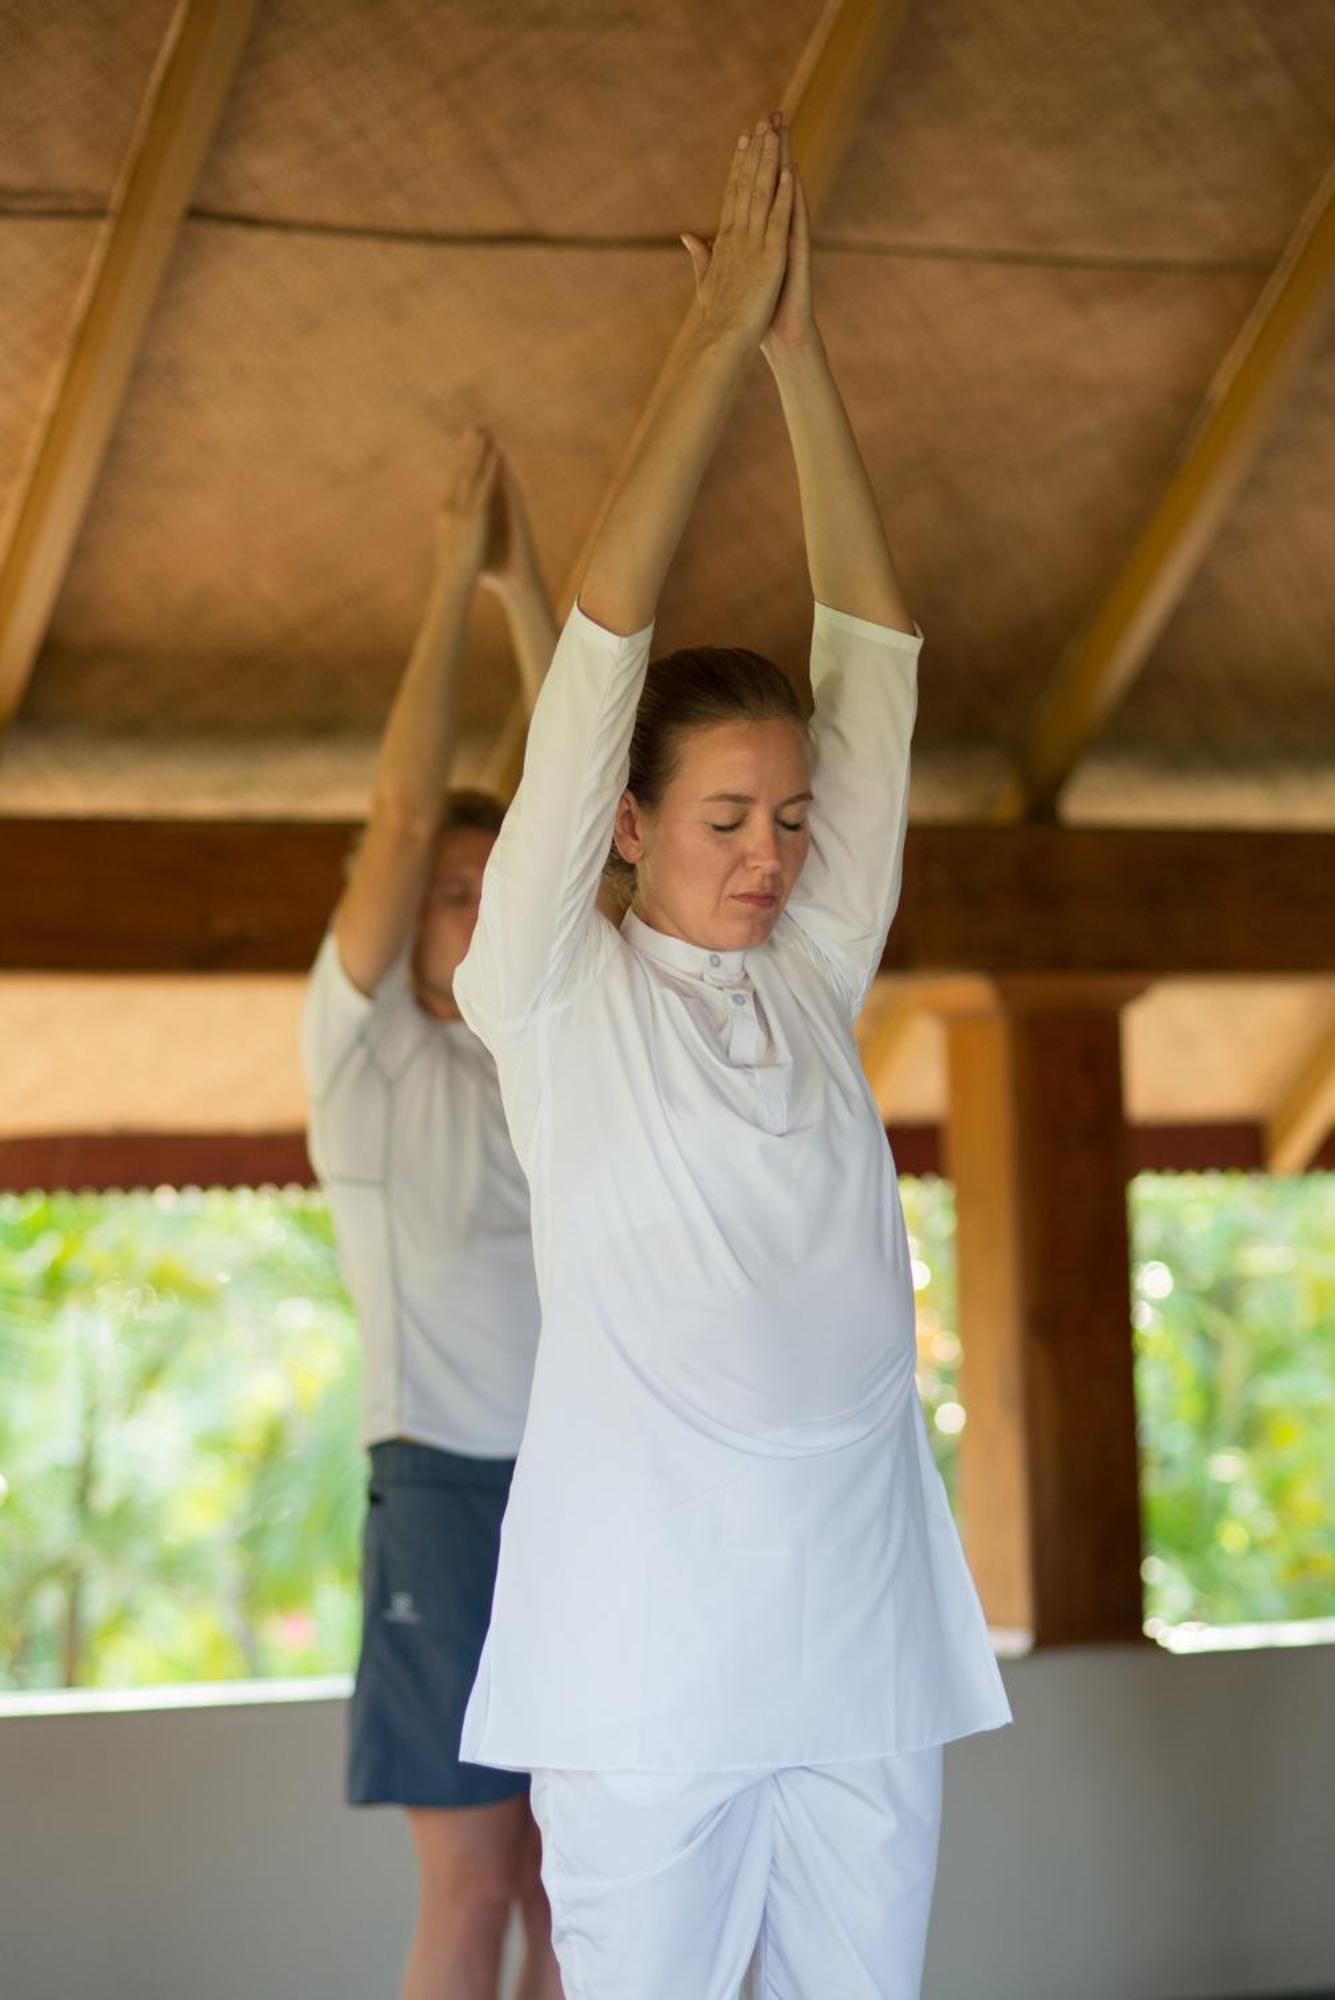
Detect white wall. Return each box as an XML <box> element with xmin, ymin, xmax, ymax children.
<box><xmin>1</xmin><ymin>1644</ymin><xmax>1332</xmax><ymax>2000</ymax></box>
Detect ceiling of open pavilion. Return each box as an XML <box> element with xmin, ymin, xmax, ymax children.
<box><xmin>3</xmin><ymin>0</ymin><xmax>1334</xmax><ymax>821</ymax></box>
<box><xmin>1</xmin><ymin>0</ymin><xmax>1332</xmax><ymax>1159</ymax></box>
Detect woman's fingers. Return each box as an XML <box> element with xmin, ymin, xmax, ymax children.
<box><xmin>719</xmin><ymin>126</ymin><xmax>752</xmax><ymax>239</ymax></box>
<box><xmin>718</xmin><ymin>112</ymin><xmax>789</xmax><ymax>247</ymax></box>
<box><xmin>792</xmin><ymin>160</ymin><xmax>810</xmax><ymax>248</ymax></box>
<box><xmin>680</xmin><ymin>233</ymin><xmax>712</xmax><ymax>292</ymax></box>
<box><xmin>736</xmin><ymin>117</ymin><xmax>769</xmax><ymax>215</ymax></box>
<box><xmin>765</xmin><ymin>159</ymin><xmax>795</xmax><ymax>257</ymax></box>
<box><xmin>747</xmin><ymin>120</ymin><xmax>781</xmax><ymax>237</ymax></box>
<box><xmin>747</xmin><ymin>120</ymin><xmax>775</xmax><ymax>235</ymax></box>
<box><xmin>450</xmin><ymin>428</ymin><xmax>498</xmax><ymax>517</ymax></box>
<box><xmin>771</xmin><ymin>113</ymin><xmax>791</xmax><ymax>182</ymax></box>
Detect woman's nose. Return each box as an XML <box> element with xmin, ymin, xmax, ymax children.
<box><xmin>746</xmin><ymin>829</ymin><xmax>782</xmax><ymax>873</ymax></box>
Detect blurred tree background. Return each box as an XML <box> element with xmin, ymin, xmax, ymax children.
<box><xmin>0</xmin><ymin>1188</ymin><xmax>362</xmax><ymax>1691</ymax></box>
<box><xmin>1</xmin><ymin>1173</ymin><xmax>1332</xmax><ymax>1692</ymax></box>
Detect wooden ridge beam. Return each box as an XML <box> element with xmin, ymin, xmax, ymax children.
<box><xmin>0</xmin><ymin>0</ymin><xmax>258</xmax><ymax>739</ymax></box>
<box><xmin>3</xmin><ymin>818</ymin><xmax>1332</xmax><ymax>977</ymax></box>
<box><xmin>1266</xmin><ymin>1010</ymin><xmax>1335</xmax><ymax>1174</ymax></box>
<box><xmin>994</xmin><ymin>157</ymin><xmax>1335</xmax><ymax>823</ymax></box>
<box><xmin>488</xmin><ymin>0</ymin><xmax>909</xmax><ymax>795</ymax></box>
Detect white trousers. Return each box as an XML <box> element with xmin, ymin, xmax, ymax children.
<box><xmin>530</xmin><ymin>1748</ymin><xmax>943</xmax><ymax>2000</ymax></box>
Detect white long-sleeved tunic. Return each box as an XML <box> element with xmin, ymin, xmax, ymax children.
<box><xmin>455</xmin><ymin>599</ymin><xmax>1012</xmax><ymax>1772</ymax></box>
<box><xmin>302</xmin><ymin>935</ymin><xmax>541</xmax><ymax>1456</ymax></box>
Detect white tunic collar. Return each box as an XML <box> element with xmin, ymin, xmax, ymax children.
<box><xmin>621</xmin><ymin>909</ymin><xmax>749</xmax><ymax>987</ymax></box>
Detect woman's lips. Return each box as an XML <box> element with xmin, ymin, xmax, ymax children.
<box><xmin>734</xmin><ymin>893</ymin><xmax>777</xmax><ymax>908</ymax></box>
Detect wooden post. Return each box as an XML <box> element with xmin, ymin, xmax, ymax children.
<box><xmin>943</xmin><ymin>979</ymin><xmax>1146</xmax><ymax>1644</ymax></box>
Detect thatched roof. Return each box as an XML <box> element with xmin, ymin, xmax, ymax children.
<box><xmin>1</xmin><ymin>1</ymin><xmax>1333</xmax><ymax>1155</ymax></box>
<box><xmin>2</xmin><ymin>0</ymin><xmax>1333</xmax><ymax>822</ymax></box>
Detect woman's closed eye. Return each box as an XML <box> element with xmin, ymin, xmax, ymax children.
<box><xmin>708</xmin><ymin>815</ymin><xmax>809</xmax><ymax>835</ymax></box>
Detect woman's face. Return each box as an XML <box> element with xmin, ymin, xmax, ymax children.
<box><xmin>615</xmin><ymin>718</ymin><xmax>812</xmax><ymax>951</ymax></box>
<box><xmin>413</xmin><ymin>825</ymin><xmax>496</xmax><ymax>1013</ymax></box>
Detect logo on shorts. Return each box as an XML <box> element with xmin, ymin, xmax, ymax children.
<box><xmin>383</xmin><ymin>1590</ymin><xmax>422</xmax><ymax>1626</ymax></box>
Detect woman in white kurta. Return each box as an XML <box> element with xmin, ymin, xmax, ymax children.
<box><xmin>456</xmin><ymin>119</ymin><xmax>1010</xmax><ymax>1997</ymax></box>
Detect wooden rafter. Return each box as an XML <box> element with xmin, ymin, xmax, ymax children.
<box><xmin>487</xmin><ymin>0</ymin><xmax>910</xmax><ymax>795</ymax></box>
<box><xmin>5</xmin><ymin>818</ymin><xmax>1332</xmax><ymax>977</ymax></box>
<box><xmin>1266</xmin><ymin>1010</ymin><xmax>1335</xmax><ymax>1174</ymax></box>
<box><xmin>0</xmin><ymin>0</ymin><xmax>258</xmax><ymax>739</ymax></box>
<box><xmin>779</xmin><ymin>0</ymin><xmax>911</xmax><ymax>210</ymax></box>
<box><xmin>993</xmin><ymin>157</ymin><xmax>1335</xmax><ymax>824</ymax></box>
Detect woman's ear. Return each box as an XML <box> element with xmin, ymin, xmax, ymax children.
<box><xmin>613</xmin><ymin>789</ymin><xmax>644</xmax><ymax>865</ymax></box>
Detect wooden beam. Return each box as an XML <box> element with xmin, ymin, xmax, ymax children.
<box><xmin>779</xmin><ymin>0</ymin><xmax>911</xmax><ymax>211</ymax></box>
<box><xmin>6</xmin><ymin>1120</ymin><xmax>1326</xmax><ymax>1196</ymax></box>
<box><xmin>0</xmin><ymin>817</ymin><xmax>347</xmax><ymax>973</ymax></box>
<box><xmin>892</xmin><ymin>824</ymin><xmax>1335</xmax><ymax>979</ymax></box>
<box><xmin>994</xmin><ymin>158</ymin><xmax>1335</xmax><ymax>823</ymax></box>
<box><xmin>945</xmin><ymin>985</ymin><xmax>1146</xmax><ymax>1643</ymax></box>
<box><xmin>4</xmin><ymin>818</ymin><xmax>1333</xmax><ymax>977</ymax></box>
<box><xmin>856</xmin><ymin>990</ymin><xmax>917</xmax><ymax>1117</ymax></box>
<box><xmin>856</xmin><ymin>974</ymin><xmax>992</xmax><ymax>1116</ymax></box>
<box><xmin>1266</xmin><ymin>1010</ymin><xmax>1335</xmax><ymax>1174</ymax></box>
<box><xmin>489</xmin><ymin>0</ymin><xmax>910</xmax><ymax>795</ymax></box>
<box><xmin>0</xmin><ymin>0</ymin><xmax>258</xmax><ymax>738</ymax></box>
<box><xmin>0</xmin><ymin>1131</ymin><xmax>313</xmax><ymax>1195</ymax></box>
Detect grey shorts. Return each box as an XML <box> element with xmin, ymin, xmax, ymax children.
<box><xmin>346</xmin><ymin>1439</ymin><xmax>529</xmax><ymax>1810</ymax></box>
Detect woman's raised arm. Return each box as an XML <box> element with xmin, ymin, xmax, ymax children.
<box><xmin>481</xmin><ymin>456</ymin><xmax>559</xmax><ymax>715</ymax></box>
<box><xmin>332</xmin><ymin>428</ymin><xmax>497</xmax><ymax>996</ymax></box>
<box><xmin>755</xmin><ymin>120</ymin><xmax>921</xmax><ymax>1014</ymax></box>
<box><xmin>456</xmin><ymin>120</ymin><xmax>799</xmax><ymax>1035</ymax></box>
<box><xmin>578</xmin><ymin>117</ymin><xmax>794</xmax><ymax>636</ymax></box>
<box><xmin>760</xmin><ymin>121</ymin><xmax>912</xmax><ymax>632</ymax></box>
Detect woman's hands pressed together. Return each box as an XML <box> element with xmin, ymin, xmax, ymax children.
<box><xmin>681</xmin><ymin>113</ymin><xmax>815</xmax><ymax>361</ymax></box>
<box><xmin>435</xmin><ymin>423</ymin><xmax>500</xmax><ymax>580</ymax></box>
<box><xmin>436</xmin><ymin>425</ymin><xmax>557</xmax><ymax>711</ymax></box>
<box><xmin>679</xmin><ymin>114</ymin><xmax>796</xmax><ymax>355</ymax></box>
<box><xmin>333</xmin><ymin>424</ymin><xmax>558</xmax><ymax>995</ymax></box>
<box><xmin>576</xmin><ymin>113</ymin><xmax>798</xmax><ymax>635</ymax></box>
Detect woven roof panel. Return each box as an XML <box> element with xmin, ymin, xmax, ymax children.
<box><xmin>655</xmin><ymin>251</ymin><xmax>1266</xmax><ymax>744</ymax></box>
<box><xmin>30</xmin><ymin>229</ymin><xmax>1266</xmax><ymax>761</ymax></box>
<box><xmin>3</xmin><ymin>0</ymin><xmax>1334</xmax><ymax>824</ymax></box>
<box><xmin>4</xmin><ymin>970</ymin><xmax>1332</xmax><ymax>1132</ymax></box>
<box><xmin>0</xmin><ymin>974</ymin><xmax>308</xmax><ymax>1133</ymax></box>
<box><xmin>0</xmin><ymin>219</ymin><xmax>100</xmax><ymax>540</ymax></box>
<box><xmin>194</xmin><ymin>0</ymin><xmax>814</xmax><ymax>239</ymax></box>
<box><xmin>1104</xmin><ymin>331</ymin><xmax>1335</xmax><ymax>761</ymax></box>
<box><xmin>35</xmin><ymin>225</ymin><xmax>685</xmax><ymax>731</ymax></box>
<box><xmin>823</xmin><ymin>0</ymin><xmax>1335</xmax><ymax>262</ymax></box>
<box><xmin>0</xmin><ymin>0</ymin><xmax>177</xmax><ymax>208</ymax></box>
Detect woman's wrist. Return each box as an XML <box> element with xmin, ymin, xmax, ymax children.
<box><xmin>680</xmin><ymin>300</ymin><xmax>758</xmax><ymax>380</ymax></box>
<box><xmin>433</xmin><ymin>527</ymin><xmax>486</xmax><ymax>590</ymax></box>
<box><xmin>763</xmin><ymin>326</ymin><xmax>829</xmax><ymax>387</ymax></box>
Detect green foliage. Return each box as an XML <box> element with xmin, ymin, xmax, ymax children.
<box><xmin>1</xmin><ymin>1172</ymin><xmax>1331</xmax><ymax>1692</ymax></box>
<box><xmin>1131</xmin><ymin>1173</ymin><xmax>1335</xmax><ymax>1628</ymax></box>
<box><xmin>0</xmin><ymin>1188</ymin><xmax>363</xmax><ymax>1690</ymax></box>
<box><xmin>901</xmin><ymin>1179</ymin><xmax>964</xmax><ymax>1505</ymax></box>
